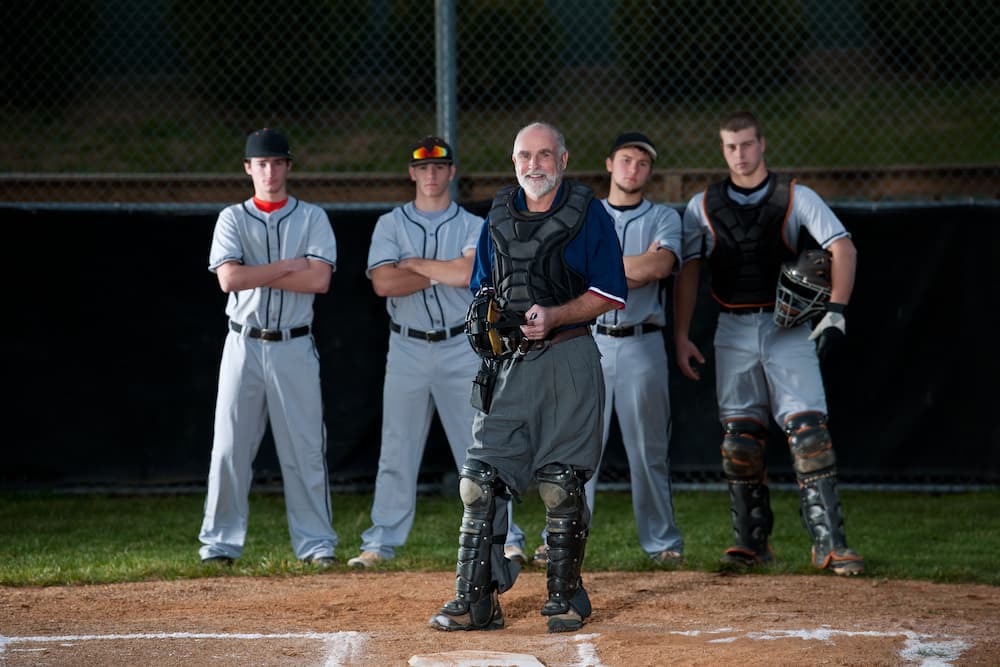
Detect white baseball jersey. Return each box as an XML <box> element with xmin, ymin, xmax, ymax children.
<box><xmin>596</xmin><ymin>199</ymin><xmax>681</xmax><ymax>328</ymax></box>
<box><xmin>366</xmin><ymin>201</ymin><xmax>480</xmax><ymax>331</ymax></box>
<box><xmin>209</xmin><ymin>196</ymin><xmax>337</xmax><ymax>328</ymax></box>
<box><xmin>679</xmin><ymin>182</ymin><xmax>850</xmax><ymax>263</ymax></box>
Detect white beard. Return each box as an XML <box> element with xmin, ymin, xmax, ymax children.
<box><xmin>518</xmin><ymin>169</ymin><xmax>559</xmax><ymax>199</ymax></box>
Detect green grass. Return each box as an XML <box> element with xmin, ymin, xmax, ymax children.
<box><xmin>4</xmin><ymin>82</ymin><xmax>998</xmax><ymax>173</ymax></box>
<box><xmin>0</xmin><ymin>489</ymin><xmax>997</xmax><ymax>587</ymax></box>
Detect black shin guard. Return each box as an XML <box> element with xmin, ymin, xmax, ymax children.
<box><xmin>797</xmin><ymin>471</ymin><xmax>864</xmax><ymax>573</ymax></box>
<box><xmin>725</xmin><ymin>480</ymin><xmax>774</xmax><ymax>562</ymax></box>
<box><xmin>720</xmin><ymin>420</ymin><xmax>772</xmax><ymax>564</ymax></box>
<box><xmin>799</xmin><ymin>472</ymin><xmax>846</xmax><ymax>553</ymax></box>
<box><xmin>438</xmin><ymin>458</ymin><xmax>513</xmax><ymax>629</ymax></box>
<box><xmin>537</xmin><ymin>464</ymin><xmax>590</xmax><ymax>620</ymax></box>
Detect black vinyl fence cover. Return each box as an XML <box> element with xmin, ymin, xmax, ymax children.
<box><xmin>3</xmin><ymin>202</ymin><xmax>997</xmax><ymax>489</ymax></box>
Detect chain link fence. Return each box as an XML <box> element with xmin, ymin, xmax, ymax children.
<box><xmin>3</xmin><ymin>0</ymin><xmax>997</xmax><ymax>204</ymax></box>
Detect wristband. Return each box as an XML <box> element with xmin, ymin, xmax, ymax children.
<box><xmin>827</xmin><ymin>302</ymin><xmax>846</xmax><ymax>314</ymax></box>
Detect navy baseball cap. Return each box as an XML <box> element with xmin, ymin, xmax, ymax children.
<box><xmin>610</xmin><ymin>132</ymin><xmax>657</xmax><ymax>161</ymax></box>
<box><xmin>245</xmin><ymin>128</ymin><xmax>292</xmax><ymax>160</ymax></box>
<box><xmin>410</xmin><ymin>136</ymin><xmax>454</xmax><ymax>166</ymax></box>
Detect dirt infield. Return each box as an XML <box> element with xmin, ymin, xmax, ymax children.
<box><xmin>2</xmin><ymin>570</ymin><xmax>998</xmax><ymax>666</ymax></box>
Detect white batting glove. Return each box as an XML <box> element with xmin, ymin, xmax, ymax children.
<box><xmin>809</xmin><ymin>303</ymin><xmax>847</xmax><ymax>361</ymax></box>
<box><xmin>808</xmin><ymin>311</ymin><xmax>846</xmax><ymax>341</ymax></box>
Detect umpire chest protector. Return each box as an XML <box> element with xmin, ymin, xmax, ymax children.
<box><xmin>488</xmin><ymin>180</ymin><xmax>591</xmax><ymax>314</ymax></box>
<box><xmin>703</xmin><ymin>172</ymin><xmax>796</xmax><ymax>307</ymax></box>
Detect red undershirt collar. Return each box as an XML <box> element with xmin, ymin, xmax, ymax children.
<box><xmin>253</xmin><ymin>197</ymin><xmax>288</xmax><ymax>213</ymax></box>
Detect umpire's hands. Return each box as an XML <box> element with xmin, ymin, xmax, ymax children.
<box><xmin>809</xmin><ymin>303</ymin><xmax>847</xmax><ymax>361</ymax></box>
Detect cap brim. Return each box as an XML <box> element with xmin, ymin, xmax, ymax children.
<box><xmin>617</xmin><ymin>142</ymin><xmax>657</xmax><ymax>160</ymax></box>
<box><xmin>410</xmin><ymin>158</ymin><xmax>454</xmax><ymax>165</ymax></box>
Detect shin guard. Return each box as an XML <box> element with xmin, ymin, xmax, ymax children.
<box><xmin>433</xmin><ymin>459</ymin><xmax>513</xmax><ymax>630</ymax></box>
<box><xmin>537</xmin><ymin>463</ymin><xmax>591</xmax><ymax>629</ymax></box>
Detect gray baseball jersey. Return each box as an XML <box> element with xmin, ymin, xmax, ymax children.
<box><xmin>362</xmin><ymin>201</ymin><xmax>524</xmax><ymax>557</ymax></box>
<box><xmin>681</xmin><ymin>182</ymin><xmax>851</xmax><ymax>425</ymax></box>
<box><xmin>587</xmin><ymin>198</ymin><xmax>683</xmax><ymax>556</ymax></box>
<box><xmin>199</xmin><ymin>197</ymin><xmax>338</xmax><ymax>562</ymax></box>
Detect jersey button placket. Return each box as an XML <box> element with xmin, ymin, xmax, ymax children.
<box><xmin>268</xmin><ymin>219</ymin><xmax>281</xmax><ymax>326</ymax></box>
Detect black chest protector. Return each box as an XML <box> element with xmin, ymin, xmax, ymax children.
<box><xmin>703</xmin><ymin>173</ymin><xmax>796</xmax><ymax>307</ymax></box>
<box><xmin>488</xmin><ymin>181</ymin><xmax>591</xmax><ymax>314</ymax></box>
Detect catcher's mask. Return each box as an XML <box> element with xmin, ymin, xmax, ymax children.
<box><xmin>466</xmin><ymin>287</ymin><xmax>524</xmax><ymax>360</ymax></box>
<box><xmin>774</xmin><ymin>249</ymin><xmax>833</xmax><ymax>328</ymax></box>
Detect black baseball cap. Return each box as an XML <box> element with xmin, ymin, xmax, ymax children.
<box><xmin>245</xmin><ymin>128</ymin><xmax>292</xmax><ymax>160</ymax></box>
<box><xmin>410</xmin><ymin>136</ymin><xmax>454</xmax><ymax>166</ymax></box>
<box><xmin>609</xmin><ymin>132</ymin><xmax>657</xmax><ymax>161</ymax></box>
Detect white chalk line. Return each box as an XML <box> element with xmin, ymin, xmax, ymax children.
<box><xmin>0</xmin><ymin>631</ymin><xmax>368</xmax><ymax>667</ymax></box>
<box><xmin>0</xmin><ymin>626</ymin><xmax>974</xmax><ymax>667</ymax></box>
<box><xmin>675</xmin><ymin>627</ymin><xmax>971</xmax><ymax>666</ymax></box>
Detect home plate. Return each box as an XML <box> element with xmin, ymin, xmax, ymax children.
<box><xmin>408</xmin><ymin>650</ymin><xmax>544</xmax><ymax>666</ymax></box>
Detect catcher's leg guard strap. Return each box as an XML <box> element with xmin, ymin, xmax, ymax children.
<box><xmin>721</xmin><ymin>419</ymin><xmax>767</xmax><ymax>481</ymax></box>
<box><xmin>537</xmin><ymin>463</ymin><xmax>589</xmax><ymax>618</ymax></box>
<box><xmin>727</xmin><ymin>480</ymin><xmax>774</xmax><ymax>559</ymax></box>
<box><xmin>785</xmin><ymin>412</ymin><xmax>836</xmax><ymax>478</ymax></box>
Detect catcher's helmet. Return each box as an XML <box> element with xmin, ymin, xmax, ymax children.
<box><xmin>773</xmin><ymin>249</ymin><xmax>833</xmax><ymax>328</ymax></box>
<box><xmin>465</xmin><ymin>287</ymin><xmax>525</xmax><ymax>360</ymax></box>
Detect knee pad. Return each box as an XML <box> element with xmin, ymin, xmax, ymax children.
<box><xmin>784</xmin><ymin>412</ymin><xmax>836</xmax><ymax>477</ymax></box>
<box><xmin>721</xmin><ymin>419</ymin><xmax>767</xmax><ymax>481</ymax></box>
<box><xmin>459</xmin><ymin>458</ymin><xmax>507</xmax><ymax>509</ymax></box>
<box><xmin>536</xmin><ymin>463</ymin><xmax>585</xmax><ymax>513</ymax></box>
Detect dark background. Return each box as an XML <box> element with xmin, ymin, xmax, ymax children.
<box><xmin>3</xmin><ymin>202</ymin><xmax>998</xmax><ymax>490</ymax></box>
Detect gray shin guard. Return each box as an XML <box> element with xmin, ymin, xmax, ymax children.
<box><xmin>537</xmin><ymin>464</ymin><xmax>590</xmax><ymax>618</ymax></box>
<box><xmin>443</xmin><ymin>459</ymin><xmax>512</xmax><ymax>627</ymax></box>
<box><xmin>785</xmin><ymin>412</ymin><xmax>861</xmax><ymax>569</ymax></box>
<box><xmin>727</xmin><ymin>480</ymin><xmax>774</xmax><ymax>560</ymax></box>
<box><xmin>798</xmin><ymin>471</ymin><xmax>849</xmax><ymax>555</ymax></box>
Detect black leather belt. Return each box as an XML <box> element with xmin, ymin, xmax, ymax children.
<box><xmin>520</xmin><ymin>325</ymin><xmax>590</xmax><ymax>352</ymax></box>
<box><xmin>229</xmin><ymin>320</ymin><xmax>310</xmax><ymax>341</ymax></box>
<box><xmin>718</xmin><ymin>305</ymin><xmax>774</xmax><ymax>314</ymax></box>
<box><xmin>595</xmin><ymin>323</ymin><xmax>662</xmax><ymax>337</ymax></box>
<box><xmin>390</xmin><ymin>321</ymin><xmax>465</xmax><ymax>342</ymax></box>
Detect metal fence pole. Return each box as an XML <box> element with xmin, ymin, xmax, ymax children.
<box><xmin>435</xmin><ymin>0</ymin><xmax>459</xmax><ymax>200</ymax></box>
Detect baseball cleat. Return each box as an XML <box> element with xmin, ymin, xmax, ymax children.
<box><xmin>541</xmin><ymin>584</ymin><xmax>592</xmax><ymax>633</ymax></box>
<box><xmin>812</xmin><ymin>546</ymin><xmax>865</xmax><ymax>576</ymax></box>
<box><xmin>306</xmin><ymin>555</ymin><xmax>338</xmax><ymax>569</ymax></box>
<box><xmin>545</xmin><ymin>608</ymin><xmax>585</xmax><ymax>633</ymax></box>
<box><xmin>429</xmin><ymin>591</ymin><xmax>505</xmax><ymax>632</ymax></box>
<box><xmin>651</xmin><ymin>549</ymin><xmax>684</xmax><ymax>566</ymax></box>
<box><xmin>719</xmin><ymin>545</ymin><xmax>773</xmax><ymax>572</ymax></box>
<box><xmin>504</xmin><ymin>544</ymin><xmax>527</xmax><ymax>566</ymax></box>
<box><xmin>347</xmin><ymin>551</ymin><xmax>384</xmax><ymax>569</ymax></box>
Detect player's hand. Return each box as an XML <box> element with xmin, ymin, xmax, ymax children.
<box><xmin>675</xmin><ymin>337</ymin><xmax>705</xmax><ymax>381</ymax></box>
<box><xmin>809</xmin><ymin>303</ymin><xmax>847</xmax><ymax>361</ymax></box>
<box><xmin>520</xmin><ymin>305</ymin><xmax>550</xmax><ymax>340</ymax></box>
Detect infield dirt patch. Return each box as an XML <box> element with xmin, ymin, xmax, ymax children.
<box><xmin>2</xmin><ymin>570</ymin><xmax>998</xmax><ymax>665</ymax></box>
